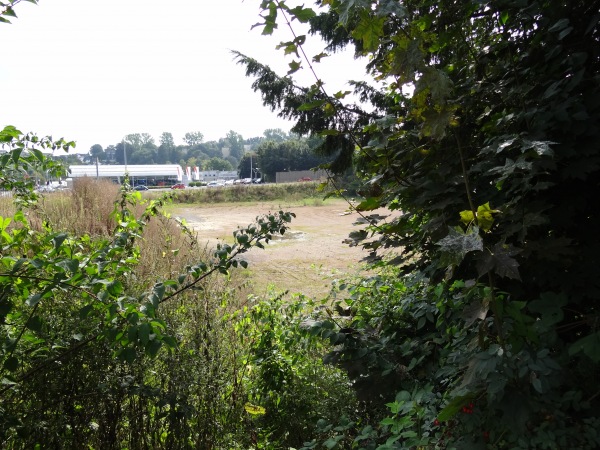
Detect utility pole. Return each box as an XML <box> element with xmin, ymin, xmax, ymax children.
<box><xmin>123</xmin><ymin>139</ymin><xmax>128</xmax><ymax>170</ymax></box>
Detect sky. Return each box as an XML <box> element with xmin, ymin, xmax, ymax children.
<box><xmin>0</xmin><ymin>0</ymin><xmax>365</xmax><ymax>153</ymax></box>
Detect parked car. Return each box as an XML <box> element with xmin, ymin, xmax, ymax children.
<box><xmin>171</xmin><ymin>183</ymin><xmax>185</xmax><ymax>189</ymax></box>
<box><xmin>134</xmin><ymin>185</ymin><xmax>149</xmax><ymax>191</ymax></box>
<box><xmin>298</xmin><ymin>177</ymin><xmax>312</xmax><ymax>182</ymax></box>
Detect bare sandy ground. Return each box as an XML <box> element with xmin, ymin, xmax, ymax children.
<box><xmin>173</xmin><ymin>200</ymin><xmax>380</xmax><ymax>298</ymax></box>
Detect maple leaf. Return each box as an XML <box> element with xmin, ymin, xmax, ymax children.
<box><xmin>351</xmin><ymin>10</ymin><xmax>386</xmax><ymax>52</ymax></box>
<box><xmin>476</xmin><ymin>243</ymin><xmax>522</xmax><ymax>280</ymax></box>
<box><xmin>437</xmin><ymin>226</ymin><xmax>483</xmax><ymax>264</ymax></box>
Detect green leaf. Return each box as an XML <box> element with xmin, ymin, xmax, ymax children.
<box><xmin>138</xmin><ymin>323</ymin><xmax>151</xmax><ymax>345</ymax></box>
<box><xmin>569</xmin><ymin>332</ymin><xmax>600</xmax><ymax>362</ymax></box>
<box><xmin>351</xmin><ymin>10</ymin><xmax>385</xmax><ymax>53</ymax></box>
<box><xmin>106</xmin><ymin>280</ymin><xmax>123</xmax><ymax>296</ymax></box>
<box><xmin>145</xmin><ymin>339</ymin><xmax>162</xmax><ymax>358</ymax></box>
<box><xmin>312</xmin><ymin>52</ymin><xmax>328</xmax><ymax>62</ymax></box>
<box><xmin>289</xmin><ymin>6</ymin><xmax>316</xmax><ymax>23</ymax></box>
<box><xmin>162</xmin><ymin>335</ymin><xmax>177</xmax><ymax>348</ymax></box>
<box><xmin>118</xmin><ymin>347</ymin><xmax>136</xmax><ymax>363</ymax></box>
<box><xmin>78</xmin><ymin>304</ymin><xmax>93</xmax><ymax>319</ymax></box>
<box><xmin>296</xmin><ymin>98</ymin><xmax>327</xmax><ymax>112</ymax></box>
<box><xmin>51</xmin><ymin>233</ymin><xmax>68</xmax><ymax>252</ymax></box>
<box><xmin>3</xmin><ymin>7</ymin><xmax>16</xmax><ymax>17</ymax></box>
<box><xmin>287</xmin><ymin>60</ymin><xmax>301</xmax><ymax>74</ymax></box>
<box><xmin>355</xmin><ymin>197</ymin><xmax>380</xmax><ymax>211</ymax></box>
<box><xmin>528</xmin><ymin>292</ymin><xmax>566</xmax><ymax>327</ymax></box>
<box><xmin>26</xmin><ymin>315</ymin><xmax>43</xmax><ymax>331</ymax></box>
<box><xmin>3</xmin><ymin>356</ymin><xmax>19</xmax><ymax>372</ymax></box>
<box><xmin>336</xmin><ymin>0</ymin><xmax>370</xmax><ymax>26</ymax></box>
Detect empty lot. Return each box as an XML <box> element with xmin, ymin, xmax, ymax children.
<box><xmin>174</xmin><ymin>200</ymin><xmax>385</xmax><ymax>298</ymax></box>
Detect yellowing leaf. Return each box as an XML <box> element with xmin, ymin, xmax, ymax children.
<box><xmin>459</xmin><ymin>210</ymin><xmax>474</xmax><ymax>225</ymax></box>
<box><xmin>476</xmin><ymin>202</ymin><xmax>500</xmax><ymax>232</ymax></box>
<box><xmin>244</xmin><ymin>403</ymin><xmax>266</xmax><ymax>415</ymax></box>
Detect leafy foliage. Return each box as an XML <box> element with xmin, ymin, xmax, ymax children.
<box><xmin>0</xmin><ymin>126</ymin><xmax>302</xmax><ymax>447</ymax></box>
<box><xmin>0</xmin><ymin>0</ymin><xmax>38</xmax><ymax>25</ymax></box>
<box><xmin>254</xmin><ymin>136</ymin><xmax>328</xmax><ymax>181</ymax></box>
<box><xmin>234</xmin><ymin>293</ymin><xmax>359</xmax><ymax>448</ymax></box>
<box><xmin>239</xmin><ymin>0</ymin><xmax>600</xmax><ymax>447</ymax></box>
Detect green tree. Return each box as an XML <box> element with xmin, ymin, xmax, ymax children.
<box><xmin>239</xmin><ymin>0</ymin><xmax>600</xmax><ymax>447</ymax></box>
<box><xmin>237</xmin><ymin>152</ymin><xmax>256</xmax><ymax>179</ymax></box>
<box><xmin>130</xmin><ymin>146</ymin><xmax>156</xmax><ymax>164</ymax></box>
<box><xmin>156</xmin><ymin>132</ymin><xmax>175</xmax><ymax>164</ymax></box>
<box><xmin>263</xmin><ymin>128</ymin><xmax>289</xmax><ymax>142</ymax></box>
<box><xmin>183</xmin><ymin>131</ymin><xmax>204</xmax><ymax>147</ymax></box>
<box><xmin>224</xmin><ymin>130</ymin><xmax>245</xmax><ymax>160</ymax></box>
<box><xmin>88</xmin><ymin>143</ymin><xmax>104</xmax><ymax>163</ymax></box>
<box><xmin>114</xmin><ymin>141</ymin><xmax>129</xmax><ymax>165</ymax></box>
<box><xmin>159</xmin><ymin>131</ymin><xmax>174</xmax><ymax>148</ymax></box>
<box><xmin>140</xmin><ymin>132</ymin><xmax>154</xmax><ymax>147</ymax></box>
<box><xmin>197</xmin><ymin>141</ymin><xmax>222</xmax><ymax>159</ymax></box>
<box><xmin>156</xmin><ymin>145</ymin><xmax>170</xmax><ymax>164</ymax></box>
<box><xmin>255</xmin><ymin>138</ymin><xmax>326</xmax><ymax>181</ymax></box>
<box><xmin>204</xmin><ymin>156</ymin><xmax>233</xmax><ymax>171</ymax></box>
<box><xmin>104</xmin><ymin>144</ymin><xmax>117</xmax><ymax>163</ymax></box>
<box><xmin>124</xmin><ymin>133</ymin><xmax>143</xmax><ymax>152</ymax></box>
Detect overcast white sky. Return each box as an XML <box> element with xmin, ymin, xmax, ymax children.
<box><xmin>0</xmin><ymin>0</ymin><xmax>364</xmax><ymax>153</ymax></box>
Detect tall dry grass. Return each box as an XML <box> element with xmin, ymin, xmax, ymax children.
<box><xmin>37</xmin><ymin>178</ymin><xmax>119</xmax><ymax>235</ymax></box>
<box><xmin>28</xmin><ymin>178</ymin><xmax>210</xmax><ymax>288</ymax></box>
<box><xmin>2</xmin><ymin>181</ymin><xmax>255</xmax><ymax>447</ymax></box>
<box><xmin>0</xmin><ymin>196</ymin><xmax>13</xmax><ymax>219</ymax></box>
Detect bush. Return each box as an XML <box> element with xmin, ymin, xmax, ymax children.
<box><xmin>0</xmin><ymin>128</ymin><xmax>302</xmax><ymax>448</ymax></box>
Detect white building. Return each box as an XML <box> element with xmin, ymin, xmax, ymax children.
<box><xmin>197</xmin><ymin>170</ymin><xmax>237</xmax><ymax>182</ymax></box>
<box><xmin>68</xmin><ymin>164</ymin><xmax>184</xmax><ymax>186</ymax></box>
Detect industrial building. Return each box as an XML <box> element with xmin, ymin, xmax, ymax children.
<box><xmin>68</xmin><ymin>164</ymin><xmax>184</xmax><ymax>186</ymax></box>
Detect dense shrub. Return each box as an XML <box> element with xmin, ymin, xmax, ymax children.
<box><xmin>171</xmin><ymin>181</ymin><xmax>328</xmax><ymax>204</ymax></box>
<box><xmin>239</xmin><ymin>0</ymin><xmax>600</xmax><ymax>448</ymax></box>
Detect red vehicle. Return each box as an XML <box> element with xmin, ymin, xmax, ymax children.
<box><xmin>298</xmin><ymin>177</ymin><xmax>312</xmax><ymax>182</ymax></box>
<box><xmin>171</xmin><ymin>183</ymin><xmax>185</xmax><ymax>189</ymax></box>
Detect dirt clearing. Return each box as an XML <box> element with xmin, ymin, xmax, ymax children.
<box><xmin>173</xmin><ymin>200</ymin><xmax>381</xmax><ymax>299</ymax></box>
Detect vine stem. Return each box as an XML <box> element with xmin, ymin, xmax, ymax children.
<box><xmin>456</xmin><ymin>134</ymin><xmax>505</xmax><ymax>350</ymax></box>
<box><xmin>487</xmin><ymin>272</ymin><xmax>506</xmax><ymax>351</ymax></box>
<box><xmin>455</xmin><ymin>133</ymin><xmax>477</xmax><ymax>223</ymax></box>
